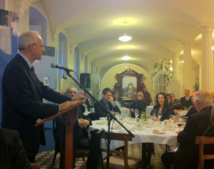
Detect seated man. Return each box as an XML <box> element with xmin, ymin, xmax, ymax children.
<box><xmin>161</xmin><ymin>90</ymin><xmax>214</xmax><ymax>169</ymax></box>
<box><xmin>56</xmin><ymin>86</ymin><xmax>100</xmax><ymax>169</ymax></box>
<box><xmin>0</xmin><ymin>128</ymin><xmax>31</xmax><ymax>169</ymax></box>
<box><xmin>85</xmin><ymin>90</ymin><xmax>95</xmax><ymax>111</ymax></box>
<box><xmin>170</xmin><ymin>93</ymin><xmax>184</xmax><ymax>110</ymax></box>
<box><xmin>180</xmin><ymin>89</ymin><xmax>193</xmax><ymax>109</ymax></box>
<box><xmin>130</xmin><ymin>92</ymin><xmax>147</xmax><ymax>118</ymax></box>
<box><xmin>185</xmin><ymin>90</ymin><xmax>198</xmax><ymax>117</ymax></box>
<box><xmin>95</xmin><ymin>87</ymin><xmax>121</xmax><ymax>119</ymax></box>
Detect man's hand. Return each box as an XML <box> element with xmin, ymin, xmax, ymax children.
<box><xmin>176</xmin><ymin>130</ymin><xmax>183</xmax><ymax>134</ymax></box>
<box><xmin>78</xmin><ymin>118</ymin><xmax>90</xmax><ymax>128</ymax></box>
<box><xmin>35</xmin><ymin>118</ymin><xmax>43</xmax><ymax>124</ymax></box>
<box><xmin>59</xmin><ymin>96</ymin><xmax>86</xmax><ymax>112</ymax></box>
<box><xmin>109</xmin><ymin>96</ymin><xmax>115</xmax><ymax>105</ymax></box>
<box><xmin>72</xmin><ymin>95</ymin><xmax>86</xmax><ymax>102</ymax></box>
<box><xmin>59</xmin><ymin>101</ymin><xmax>73</xmax><ymax>112</ymax></box>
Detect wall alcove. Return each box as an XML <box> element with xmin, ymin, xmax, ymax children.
<box><xmin>114</xmin><ymin>69</ymin><xmax>151</xmax><ymax>107</ymax></box>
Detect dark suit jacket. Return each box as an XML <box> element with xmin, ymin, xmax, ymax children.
<box><xmin>185</xmin><ymin>105</ymin><xmax>198</xmax><ymax>117</ymax></box>
<box><xmin>95</xmin><ymin>99</ymin><xmax>121</xmax><ymax>119</ymax></box>
<box><xmin>174</xmin><ymin>106</ymin><xmax>214</xmax><ymax>169</ymax></box>
<box><xmin>2</xmin><ymin>54</ymin><xmax>70</xmax><ymax>154</ymax></box>
<box><xmin>86</xmin><ymin>96</ymin><xmax>95</xmax><ymax>111</ymax></box>
<box><xmin>0</xmin><ymin>128</ymin><xmax>31</xmax><ymax>169</ymax></box>
<box><xmin>150</xmin><ymin>105</ymin><xmax>174</xmax><ymax>121</ymax></box>
<box><xmin>180</xmin><ymin>96</ymin><xmax>193</xmax><ymax>108</ymax></box>
<box><xmin>114</xmin><ymin>97</ymin><xmax>125</xmax><ymax>107</ymax></box>
<box><xmin>130</xmin><ymin>100</ymin><xmax>147</xmax><ymax>118</ymax></box>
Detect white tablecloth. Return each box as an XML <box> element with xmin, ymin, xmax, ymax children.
<box><xmin>90</xmin><ymin>118</ymin><xmax>178</xmax><ymax>150</ymax></box>
<box><xmin>146</xmin><ymin>106</ymin><xmax>153</xmax><ymax>115</ymax></box>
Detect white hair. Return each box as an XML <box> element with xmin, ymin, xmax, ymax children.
<box><xmin>18</xmin><ymin>31</ymin><xmax>38</xmax><ymax>50</ymax></box>
<box><xmin>193</xmin><ymin>90</ymin><xmax>213</xmax><ymax>106</ymax></box>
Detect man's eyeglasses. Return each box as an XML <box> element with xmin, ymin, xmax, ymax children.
<box><xmin>32</xmin><ymin>43</ymin><xmax>45</xmax><ymax>49</ymax></box>
<box><xmin>68</xmin><ymin>91</ymin><xmax>77</xmax><ymax>94</ymax></box>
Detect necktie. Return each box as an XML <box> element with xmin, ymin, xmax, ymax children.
<box><xmin>106</xmin><ymin>102</ymin><xmax>110</xmax><ymax>111</ymax></box>
<box><xmin>30</xmin><ymin>66</ymin><xmax>37</xmax><ymax>81</ymax></box>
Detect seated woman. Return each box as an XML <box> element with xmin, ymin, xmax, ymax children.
<box><xmin>166</xmin><ymin>93</ymin><xmax>183</xmax><ymax>115</ymax></box>
<box><xmin>113</xmin><ymin>90</ymin><xmax>125</xmax><ymax>107</ymax></box>
<box><xmin>150</xmin><ymin>92</ymin><xmax>174</xmax><ymax>121</ymax></box>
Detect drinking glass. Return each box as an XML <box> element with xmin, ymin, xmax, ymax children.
<box><xmin>177</xmin><ymin>117</ymin><xmax>185</xmax><ymax>129</ymax></box>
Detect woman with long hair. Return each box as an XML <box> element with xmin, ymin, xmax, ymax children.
<box><xmin>150</xmin><ymin>92</ymin><xmax>174</xmax><ymax>121</ymax></box>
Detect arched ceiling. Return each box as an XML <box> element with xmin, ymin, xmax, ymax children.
<box><xmin>33</xmin><ymin>0</ymin><xmax>214</xmax><ymax>74</ymax></box>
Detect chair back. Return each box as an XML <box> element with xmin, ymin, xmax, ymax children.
<box><xmin>100</xmin><ymin>132</ymin><xmax>142</xmax><ymax>169</ymax></box>
<box><xmin>30</xmin><ymin>163</ymin><xmax>40</xmax><ymax>169</ymax></box>
<box><xmin>101</xmin><ymin>132</ymin><xmax>132</xmax><ymax>158</ymax></box>
<box><xmin>195</xmin><ymin>136</ymin><xmax>214</xmax><ymax>169</ymax></box>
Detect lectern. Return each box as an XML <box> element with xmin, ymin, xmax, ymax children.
<box><xmin>35</xmin><ymin>100</ymin><xmax>82</xmax><ymax>169</ymax></box>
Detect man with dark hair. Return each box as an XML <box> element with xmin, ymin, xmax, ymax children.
<box><xmin>95</xmin><ymin>87</ymin><xmax>121</xmax><ymax>119</ymax></box>
<box><xmin>162</xmin><ymin>90</ymin><xmax>214</xmax><ymax>169</ymax></box>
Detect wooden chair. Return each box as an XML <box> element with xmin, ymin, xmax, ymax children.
<box><xmin>195</xmin><ymin>136</ymin><xmax>214</xmax><ymax>169</ymax></box>
<box><xmin>74</xmin><ymin>149</ymin><xmax>89</xmax><ymax>161</ymax></box>
<box><xmin>30</xmin><ymin>163</ymin><xmax>40</xmax><ymax>169</ymax></box>
<box><xmin>100</xmin><ymin>132</ymin><xmax>143</xmax><ymax>169</ymax></box>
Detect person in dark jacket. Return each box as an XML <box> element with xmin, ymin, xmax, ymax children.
<box><xmin>185</xmin><ymin>91</ymin><xmax>198</xmax><ymax>117</ymax></box>
<box><xmin>150</xmin><ymin>92</ymin><xmax>173</xmax><ymax>121</ymax></box>
<box><xmin>180</xmin><ymin>89</ymin><xmax>193</xmax><ymax>108</ymax></box>
<box><xmin>1</xmin><ymin>31</ymin><xmax>74</xmax><ymax>162</ymax></box>
<box><xmin>161</xmin><ymin>90</ymin><xmax>214</xmax><ymax>169</ymax></box>
<box><xmin>113</xmin><ymin>90</ymin><xmax>125</xmax><ymax>107</ymax></box>
<box><xmin>130</xmin><ymin>92</ymin><xmax>147</xmax><ymax>118</ymax></box>
<box><xmin>95</xmin><ymin>88</ymin><xmax>121</xmax><ymax>119</ymax></box>
<box><xmin>0</xmin><ymin>128</ymin><xmax>31</xmax><ymax>169</ymax></box>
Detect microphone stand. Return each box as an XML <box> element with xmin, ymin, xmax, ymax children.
<box><xmin>62</xmin><ymin>69</ymin><xmax>134</xmax><ymax>169</ymax></box>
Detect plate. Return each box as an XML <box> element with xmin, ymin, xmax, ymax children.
<box><xmin>111</xmin><ymin>126</ymin><xmax>121</xmax><ymax>130</ymax></box>
<box><xmin>153</xmin><ymin>130</ymin><xmax>165</xmax><ymax>134</ymax></box>
<box><xmin>96</xmin><ymin>121</ymin><xmax>106</xmax><ymax>125</ymax></box>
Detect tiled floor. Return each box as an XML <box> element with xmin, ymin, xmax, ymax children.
<box><xmin>35</xmin><ymin>144</ymin><xmax>166</xmax><ymax>169</ymax></box>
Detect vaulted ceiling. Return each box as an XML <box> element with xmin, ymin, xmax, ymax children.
<box><xmin>34</xmin><ymin>0</ymin><xmax>214</xmax><ymax>74</ymax></box>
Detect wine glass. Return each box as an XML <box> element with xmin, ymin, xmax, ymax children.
<box><xmin>177</xmin><ymin>117</ymin><xmax>184</xmax><ymax>129</ymax></box>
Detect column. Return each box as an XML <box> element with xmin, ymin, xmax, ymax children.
<box><xmin>201</xmin><ymin>25</ymin><xmax>213</xmax><ymax>91</ymax></box>
<box><xmin>172</xmin><ymin>53</ymin><xmax>179</xmax><ymax>79</ymax></box>
<box><xmin>182</xmin><ymin>43</ymin><xmax>193</xmax><ymax>90</ymax></box>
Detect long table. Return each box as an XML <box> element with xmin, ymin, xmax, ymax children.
<box><xmin>90</xmin><ymin>118</ymin><xmax>179</xmax><ymax>167</ymax></box>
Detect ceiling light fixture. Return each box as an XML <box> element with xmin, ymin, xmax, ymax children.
<box><xmin>122</xmin><ymin>55</ymin><xmax>130</xmax><ymax>60</ymax></box>
<box><xmin>181</xmin><ymin>60</ymin><xmax>184</xmax><ymax>63</ymax></box>
<box><xmin>212</xmin><ymin>46</ymin><xmax>214</xmax><ymax>50</ymax></box>
<box><xmin>119</xmin><ymin>20</ymin><xmax>132</xmax><ymax>42</ymax></box>
<box><xmin>119</xmin><ymin>35</ymin><xmax>132</xmax><ymax>42</ymax></box>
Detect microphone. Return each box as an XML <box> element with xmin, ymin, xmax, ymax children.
<box><xmin>50</xmin><ymin>63</ymin><xmax>73</xmax><ymax>72</ymax></box>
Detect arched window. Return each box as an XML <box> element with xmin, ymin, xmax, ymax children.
<box><xmin>167</xmin><ymin>78</ymin><xmax>182</xmax><ymax>99</ymax></box>
<box><xmin>58</xmin><ymin>32</ymin><xmax>68</xmax><ymax>80</ymax></box>
<box><xmin>91</xmin><ymin>61</ymin><xmax>94</xmax><ymax>74</ymax></box>
<box><xmin>153</xmin><ymin>72</ymin><xmax>168</xmax><ymax>96</ymax></box>
<box><xmin>29</xmin><ymin>7</ymin><xmax>47</xmax><ymax>45</ymax></box>
<box><xmin>74</xmin><ymin>47</ymin><xmax>80</xmax><ymax>79</ymax></box>
<box><xmin>84</xmin><ymin>55</ymin><xmax>88</xmax><ymax>73</ymax></box>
